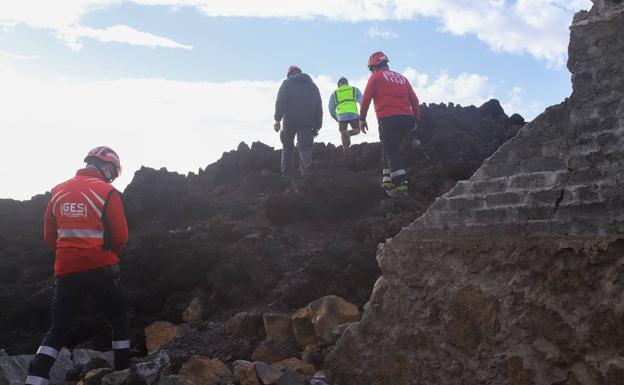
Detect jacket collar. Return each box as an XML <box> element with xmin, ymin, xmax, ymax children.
<box><xmin>76</xmin><ymin>167</ymin><xmax>106</xmax><ymax>181</ymax></box>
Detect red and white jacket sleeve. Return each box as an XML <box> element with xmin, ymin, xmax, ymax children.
<box><xmin>105</xmin><ymin>190</ymin><xmax>129</xmax><ymax>255</ymax></box>
<box><xmin>43</xmin><ymin>200</ymin><xmax>57</xmax><ymax>251</ymax></box>
<box><xmin>407</xmin><ymin>80</ymin><xmax>421</xmax><ymax>121</ymax></box>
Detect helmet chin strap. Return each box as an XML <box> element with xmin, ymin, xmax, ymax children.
<box><xmin>93</xmin><ymin>163</ymin><xmax>114</xmax><ymax>183</ymax></box>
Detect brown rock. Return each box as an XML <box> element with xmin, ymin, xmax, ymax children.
<box><xmin>291</xmin><ymin>307</ymin><xmax>318</xmax><ymax>348</ymax></box>
<box><xmin>331</xmin><ymin>322</ymin><xmax>352</xmax><ymax>342</ymax></box>
<box><xmin>225</xmin><ymin>311</ymin><xmax>264</xmax><ymax>338</ymax></box>
<box><xmin>272</xmin><ymin>358</ymin><xmax>315</xmax><ymax>377</ymax></box>
<box><xmin>309</xmin><ymin>296</ymin><xmax>359</xmax><ymax>345</ymax></box>
<box><xmin>253</xmin><ymin>362</ymin><xmax>283</xmax><ymax>384</ymax></box>
<box><xmin>144</xmin><ymin>321</ymin><xmax>182</xmax><ymax>353</ymax></box>
<box><xmin>263</xmin><ymin>313</ymin><xmax>293</xmax><ymax>342</ymax></box>
<box><xmin>300</xmin><ymin>345</ymin><xmax>322</xmax><ymax>367</ymax></box>
<box><xmin>182</xmin><ymin>298</ymin><xmax>202</xmax><ymax>324</ymax></box>
<box><xmin>78</xmin><ymin>368</ymin><xmax>114</xmax><ymax>385</ymax></box>
<box><xmin>506</xmin><ymin>356</ymin><xmax>531</xmax><ymax>385</ymax></box>
<box><xmin>178</xmin><ymin>356</ymin><xmax>232</xmax><ymax>385</ymax></box>
<box><xmin>251</xmin><ymin>338</ymin><xmax>299</xmax><ymax>364</ymax></box>
<box><xmin>447</xmin><ymin>287</ymin><xmax>499</xmax><ymax>352</ymax></box>
<box><xmin>157</xmin><ymin>375</ymin><xmax>196</xmax><ymax>385</ymax></box>
<box><xmin>233</xmin><ymin>360</ymin><xmax>260</xmax><ymax>385</ymax></box>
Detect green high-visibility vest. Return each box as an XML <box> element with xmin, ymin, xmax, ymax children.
<box><xmin>334</xmin><ymin>85</ymin><xmax>359</xmax><ymax>115</ymax></box>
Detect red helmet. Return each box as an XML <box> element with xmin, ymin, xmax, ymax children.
<box><xmin>84</xmin><ymin>146</ymin><xmax>122</xmax><ymax>178</ymax></box>
<box><xmin>287</xmin><ymin>65</ymin><xmax>302</xmax><ymax>77</ymax></box>
<box><xmin>367</xmin><ymin>51</ymin><xmax>389</xmax><ymax>70</ymax></box>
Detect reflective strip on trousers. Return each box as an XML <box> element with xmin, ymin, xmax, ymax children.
<box><xmin>390</xmin><ymin>169</ymin><xmax>406</xmax><ymax>178</ymax></box>
<box><xmin>382</xmin><ymin>176</ymin><xmax>392</xmax><ymax>182</ymax></box>
<box><xmin>25</xmin><ymin>376</ymin><xmax>49</xmax><ymax>385</ymax></box>
<box><xmin>112</xmin><ymin>340</ymin><xmax>130</xmax><ymax>349</ymax></box>
<box><xmin>36</xmin><ymin>345</ymin><xmax>59</xmax><ymax>359</ymax></box>
<box><xmin>383</xmin><ymin>168</ymin><xmax>391</xmax><ymax>175</ymax></box>
<box><xmin>57</xmin><ymin>229</ymin><xmax>104</xmax><ymax>238</ymax></box>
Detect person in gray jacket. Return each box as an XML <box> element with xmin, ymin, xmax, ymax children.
<box><xmin>274</xmin><ymin>65</ymin><xmax>323</xmax><ymax>176</ymax></box>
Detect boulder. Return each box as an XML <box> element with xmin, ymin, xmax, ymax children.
<box><xmin>253</xmin><ymin>362</ymin><xmax>282</xmax><ymax>385</ymax></box>
<box><xmin>102</xmin><ymin>350</ymin><xmax>170</xmax><ymax>385</ymax></box>
<box><xmin>232</xmin><ymin>361</ymin><xmax>260</xmax><ymax>385</ymax></box>
<box><xmin>101</xmin><ymin>370</ymin><xmax>148</xmax><ymax>385</ymax></box>
<box><xmin>182</xmin><ymin>298</ymin><xmax>202</xmax><ymax>324</ymax></box>
<box><xmin>225</xmin><ymin>311</ymin><xmax>264</xmax><ymax>338</ymax></box>
<box><xmin>300</xmin><ymin>345</ymin><xmax>323</xmax><ymax>367</ymax></box>
<box><xmin>78</xmin><ymin>368</ymin><xmax>114</xmax><ymax>385</ymax></box>
<box><xmin>144</xmin><ymin>322</ymin><xmax>183</xmax><ymax>353</ymax></box>
<box><xmin>274</xmin><ymin>371</ymin><xmax>305</xmax><ymax>385</ymax></box>
<box><xmin>291</xmin><ymin>308</ymin><xmax>318</xmax><ymax>348</ymax></box>
<box><xmin>66</xmin><ymin>357</ymin><xmax>111</xmax><ymax>381</ymax></box>
<box><xmin>155</xmin><ymin>375</ymin><xmax>195</xmax><ymax>385</ymax></box>
<box><xmin>177</xmin><ymin>356</ymin><xmax>232</xmax><ymax>385</ymax></box>
<box><xmin>0</xmin><ymin>348</ymin><xmax>73</xmax><ymax>385</ymax></box>
<box><xmin>251</xmin><ymin>339</ymin><xmax>299</xmax><ymax>364</ymax></box>
<box><xmin>271</xmin><ymin>358</ymin><xmax>315</xmax><ymax>377</ymax></box>
<box><xmin>327</xmin><ymin>3</ymin><xmax>624</xmax><ymax>384</ymax></box>
<box><xmin>72</xmin><ymin>350</ymin><xmax>115</xmax><ymax>368</ymax></box>
<box><xmin>308</xmin><ymin>296</ymin><xmax>359</xmax><ymax>345</ymax></box>
<box><xmin>262</xmin><ymin>313</ymin><xmax>293</xmax><ymax>342</ymax></box>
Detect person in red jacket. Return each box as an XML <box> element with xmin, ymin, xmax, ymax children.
<box><xmin>359</xmin><ymin>51</ymin><xmax>421</xmax><ymax>197</ymax></box>
<box><xmin>26</xmin><ymin>147</ymin><xmax>130</xmax><ymax>385</ymax></box>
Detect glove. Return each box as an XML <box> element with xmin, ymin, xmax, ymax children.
<box><xmin>359</xmin><ymin>119</ymin><xmax>368</xmax><ymax>134</ymax></box>
<box><xmin>312</xmin><ymin>128</ymin><xmax>319</xmax><ymax>137</ymax></box>
<box><xmin>273</xmin><ymin>121</ymin><xmax>281</xmax><ymax>132</ymax></box>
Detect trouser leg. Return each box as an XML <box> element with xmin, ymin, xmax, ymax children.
<box><xmin>280</xmin><ymin>128</ymin><xmax>296</xmax><ymax>176</ymax></box>
<box><xmin>27</xmin><ymin>276</ymin><xmax>85</xmax><ymax>385</ymax></box>
<box><xmin>347</xmin><ymin>119</ymin><xmax>361</xmax><ymax>136</ymax></box>
<box><xmin>338</xmin><ymin>121</ymin><xmax>350</xmax><ymax>149</ymax></box>
<box><xmin>379</xmin><ymin>116</ymin><xmax>412</xmax><ymax>186</ymax></box>
<box><xmin>87</xmin><ymin>265</ymin><xmax>131</xmax><ymax>370</ymax></box>
<box><xmin>296</xmin><ymin>127</ymin><xmax>314</xmax><ymax>175</ymax></box>
<box><xmin>338</xmin><ymin>120</ymin><xmax>361</xmax><ymax>150</ymax></box>
<box><xmin>378</xmin><ymin>123</ymin><xmax>391</xmax><ymax>185</ymax></box>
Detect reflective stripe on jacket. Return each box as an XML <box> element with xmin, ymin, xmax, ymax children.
<box><xmin>44</xmin><ymin>168</ymin><xmax>128</xmax><ymax>276</ymax></box>
<box><xmin>334</xmin><ymin>85</ymin><xmax>359</xmax><ymax>115</ymax></box>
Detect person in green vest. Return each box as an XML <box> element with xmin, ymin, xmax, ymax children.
<box><xmin>328</xmin><ymin>77</ymin><xmax>364</xmax><ymax>152</ymax></box>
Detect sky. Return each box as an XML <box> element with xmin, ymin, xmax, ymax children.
<box><xmin>0</xmin><ymin>0</ymin><xmax>593</xmax><ymax>200</ymax></box>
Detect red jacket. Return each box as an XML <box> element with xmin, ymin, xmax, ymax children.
<box><xmin>360</xmin><ymin>69</ymin><xmax>421</xmax><ymax>121</ymax></box>
<box><xmin>44</xmin><ymin>168</ymin><xmax>129</xmax><ymax>276</ymax></box>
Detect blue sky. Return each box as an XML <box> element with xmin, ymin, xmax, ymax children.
<box><xmin>0</xmin><ymin>0</ymin><xmax>592</xmax><ymax>200</ymax></box>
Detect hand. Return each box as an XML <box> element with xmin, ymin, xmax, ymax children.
<box><xmin>359</xmin><ymin>119</ymin><xmax>368</xmax><ymax>134</ymax></box>
<box><xmin>273</xmin><ymin>121</ymin><xmax>281</xmax><ymax>132</ymax></box>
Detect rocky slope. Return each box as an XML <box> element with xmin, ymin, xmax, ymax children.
<box><xmin>326</xmin><ymin>1</ymin><xmax>624</xmax><ymax>384</ymax></box>
<box><xmin>0</xmin><ymin>100</ymin><xmax>522</xmax><ymax>366</ymax></box>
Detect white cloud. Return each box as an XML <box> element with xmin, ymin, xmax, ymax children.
<box><xmin>135</xmin><ymin>0</ymin><xmax>592</xmax><ymax>66</ymax></box>
<box><xmin>0</xmin><ymin>50</ymin><xmax>43</xmax><ymax>60</ymax></box>
<box><xmin>0</xmin><ymin>1</ymin><xmax>591</xmax><ymax>63</ymax></box>
<box><xmin>501</xmin><ymin>86</ymin><xmax>545</xmax><ymax>119</ymax></box>
<box><xmin>368</xmin><ymin>26</ymin><xmax>400</xmax><ymax>39</ymax></box>
<box><xmin>402</xmin><ymin>67</ymin><xmax>494</xmax><ymax>107</ymax></box>
<box><xmin>0</xmin><ymin>58</ymin><xmax>537</xmax><ymax>200</ymax></box>
<box><xmin>60</xmin><ymin>25</ymin><xmax>193</xmax><ymax>51</ymax></box>
<box><xmin>0</xmin><ymin>0</ymin><xmax>192</xmax><ymax>50</ymax></box>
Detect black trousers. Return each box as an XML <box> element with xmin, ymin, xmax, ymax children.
<box><xmin>379</xmin><ymin>115</ymin><xmax>414</xmax><ymax>185</ymax></box>
<box><xmin>27</xmin><ymin>265</ymin><xmax>130</xmax><ymax>383</ymax></box>
<box><xmin>280</xmin><ymin>126</ymin><xmax>314</xmax><ymax>176</ymax></box>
